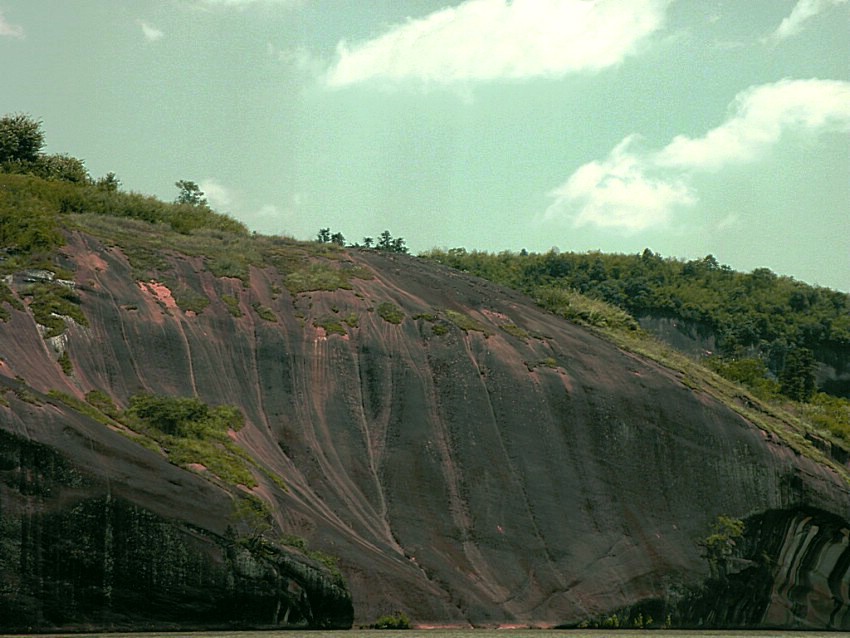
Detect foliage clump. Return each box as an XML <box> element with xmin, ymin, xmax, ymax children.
<box><xmin>534</xmin><ymin>286</ymin><xmax>639</xmax><ymax>332</ymax></box>
<box><xmin>251</xmin><ymin>302</ymin><xmax>277</xmax><ymax>322</ymax></box>
<box><xmin>0</xmin><ymin>281</ymin><xmax>24</xmax><ymax>321</ymax></box>
<box><xmin>314</xmin><ymin>316</ymin><xmax>346</xmax><ymax>336</ymax></box>
<box><xmin>170</xmin><ymin>287</ymin><xmax>210</xmax><ymax>314</ymax></box>
<box><xmin>803</xmin><ymin>393</ymin><xmax>850</xmax><ymax>441</ymax></box>
<box><xmin>500</xmin><ymin>323</ymin><xmax>529</xmax><ymax>340</ymax></box>
<box><xmin>377</xmin><ymin>301</ymin><xmax>404</xmax><ymax>325</ymax></box>
<box><xmin>85</xmin><ymin>389</ymin><xmax>120</xmax><ymax>418</ymax></box>
<box><xmin>284</xmin><ymin>262</ymin><xmax>353</xmax><ymax>293</ymax></box>
<box><xmin>48</xmin><ymin>390</ymin><xmax>112</xmax><ymax>425</ymax></box>
<box><xmin>444</xmin><ymin>309</ymin><xmax>491</xmax><ymax>335</ymax></box>
<box><xmin>23</xmin><ymin>282</ymin><xmax>88</xmax><ymax>338</ymax></box>
<box><xmin>699</xmin><ymin>515</ymin><xmax>745</xmax><ymax>579</ymax></box>
<box><xmin>124</xmin><ymin>393</ymin><xmax>255</xmax><ymax>486</ymax></box>
<box><xmin>370</xmin><ymin>611</ymin><xmax>411</xmax><ymax>630</ymax></box>
<box><xmin>317</xmin><ymin>227</ymin><xmax>409</xmax><ymax>253</ymax></box>
<box><xmin>58</xmin><ymin>350</ymin><xmax>72</xmax><ymax>375</ymax></box>
<box><xmin>126</xmin><ymin>393</ymin><xmax>242</xmax><ymax>437</ymax></box>
<box><xmin>220</xmin><ymin>293</ymin><xmax>242</xmax><ymax>317</ymax></box>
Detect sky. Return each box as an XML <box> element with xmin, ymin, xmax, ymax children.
<box><xmin>1</xmin><ymin>0</ymin><xmax>848</xmax><ymax>290</ymax></box>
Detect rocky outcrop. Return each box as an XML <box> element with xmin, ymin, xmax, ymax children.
<box><xmin>0</xmin><ymin>398</ymin><xmax>353</xmax><ymax>632</ymax></box>
<box><xmin>1</xmin><ymin>229</ymin><xmax>848</xmax><ymax>629</ymax></box>
<box><xmin>673</xmin><ymin>508</ymin><xmax>850</xmax><ymax>629</ymax></box>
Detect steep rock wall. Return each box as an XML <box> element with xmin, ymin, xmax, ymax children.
<box><xmin>0</xmin><ymin>230</ymin><xmax>848</xmax><ymax>628</ymax></box>
<box><xmin>0</xmin><ymin>395</ymin><xmax>353</xmax><ymax>632</ymax></box>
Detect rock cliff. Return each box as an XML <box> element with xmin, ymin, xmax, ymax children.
<box><xmin>1</xmin><ymin>226</ymin><xmax>848</xmax><ymax>630</ymax></box>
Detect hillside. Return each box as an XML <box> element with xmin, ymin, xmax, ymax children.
<box><xmin>0</xmin><ymin>121</ymin><xmax>849</xmax><ymax>631</ymax></box>
<box><xmin>421</xmin><ymin>248</ymin><xmax>850</xmax><ymax>399</ymax></box>
<box><xmin>0</xmin><ymin>196</ymin><xmax>848</xmax><ymax>629</ymax></box>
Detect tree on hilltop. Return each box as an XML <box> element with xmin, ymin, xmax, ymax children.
<box><xmin>377</xmin><ymin>230</ymin><xmax>408</xmax><ymax>254</ymax></box>
<box><xmin>175</xmin><ymin>180</ymin><xmax>207</xmax><ymax>207</ymax></box>
<box><xmin>0</xmin><ymin>113</ymin><xmax>45</xmax><ymax>165</ymax></box>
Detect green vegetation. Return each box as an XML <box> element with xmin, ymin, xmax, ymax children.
<box><xmin>1</xmin><ymin>113</ymin><xmax>45</xmax><ymax>165</ymax></box>
<box><xmin>413</xmin><ymin>312</ymin><xmax>439</xmax><ymax>322</ymax></box>
<box><xmin>220</xmin><ymin>293</ymin><xmax>242</xmax><ymax>317</ymax></box>
<box><xmin>377</xmin><ymin>301</ymin><xmax>405</xmax><ymax>325</ymax></box>
<box><xmin>285</xmin><ymin>262</ymin><xmax>350</xmax><ymax>293</ymax></box>
<box><xmin>802</xmin><ymin>393</ymin><xmax>850</xmax><ymax>441</ymax></box>
<box><xmin>314</xmin><ymin>316</ymin><xmax>347</xmax><ymax>336</ymax></box>
<box><xmin>57</xmin><ymin>350</ymin><xmax>72</xmax><ymax>375</ymax></box>
<box><xmin>706</xmin><ymin>357</ymin><xmax>780</xmax><ymax>401</ymax></box>
<box><xmin>48</xmin><ymin>390</ymin><xmax>112</xmax><ymax>426</ymax></box>
<box><xmin>127</xmin><ymin>393</ymin><xmax>241</xmax><ymax>436</ymax></box>
<box><xmin>370</xmin><ymin>611</ymin><xmax>411</xmax><ymax>630</ymax></box>
<box><xmin>170</xmin><ymin>286</ymin><xmax>210</xmax><ymax>314</ymax></box>
<box><xmin>423</xmin><ymin>247</ymin><xmax>849</xmax><ymax>386</ymax></box>
<box><xmin>251</xmin><ymin>302</ymin><xmax>277</xmax><ymax>322</ymax></box>
<box><xmin>50</xmin><ymin>390</ymin><xmax>260</xmax><ymax>488</ymax></box>
<box><xmin>699</xmin><ymin>515</ymin><xmax>745</xmax><ymax>579</ymax></box>
<box><xmin>125</xmin><ymin>393</ymin><xmax>256</xmax><ymax>487</ymax></box>
<box><xmin>423</xmin><ymin>247</ymin><xmax>850</xmax><ymax>450</ymax></box>
<box><xmin>500</xmin><ymin>322</ymin><xmax>529</xmax><ymax>340</ymax></box>
<box><xmin>534</xmin><ymin>285</ymin><xmax>639</xmax><ymax>332</ymax></box>
<box><xmin>85</xmin><ymin>389</ymin><xmax>120</xmax><ymax>418</ymax></box>
<box><xmin>318</xmin><ymin>227</ymin><xmax>409</xmax><ymax>253</ymax></box>
<box><xmin>431</xmin><ymin>323</ymin><xmax>449</xmax><ymax>336</ymax></box>
<box><xmin>444</xmin><ymin>309</ymin><xmax>491</xmax><ymax>335</ymax></box>
<box><xmin>22</xmin><ymin>282</ymin><xmax>88</xmax><ymax>338</ymax></box>
<box><xmin>0</xmin><ymin>281</ymin><xmax>24</xmax><ymax>321</ymax></box>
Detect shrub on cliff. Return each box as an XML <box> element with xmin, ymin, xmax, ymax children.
<box><xmin>370</xmin><ymin>611</ymin><xmax>410</xmax><ymax>629</ymax></box>
<box><xmin>127</xmin><ymin>393</ymin><xmax>242</xmax><ymax>438</ymax></box>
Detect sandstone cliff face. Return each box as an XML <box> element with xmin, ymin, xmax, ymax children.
<box><xmin>1</xmin><ymin>229</ymin><xmax>848</xmax><ymax>630</ymax></box>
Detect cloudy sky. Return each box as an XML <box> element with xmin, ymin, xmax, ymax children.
<box><xmin>1</xmin><ymin>1</ymin><xmax>848</xmax><ymax>289</ymax></box>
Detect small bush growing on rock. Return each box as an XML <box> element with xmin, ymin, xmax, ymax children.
<box><xmin>444</xmin><ymin>309</ymin><xmax>490</xmax><ymax>335</ymax></box>
<box><xmin>699</xmin><ymin>514</ymin><xmax>744</xmax><ymax>579</ymax></box>
<box><xmin>220</xmin><ymin>293</ymin><xmax>242</xmax><ymax>317</ymax></box>
<box><xmin>126</xmin><ymin>393</ymin><xmax>255</xmax><ymax>487</ymax></box>
<box><xmin>377</xmin><ymin>301</ymin><xmax>404</xmax><ymax>325</ymax></box>
<box><xmin>314</xmin><ymin>316</ymin><xmax>346</xmax><ymax>336</ymax></box>
<box><xmin>371</xmin><ymin>611</ymin><xmax>410</xmax><ymax>629</ymax></box>
<box><xmin>251</xmin><ymin>302</ymin><xmax>277</xmax><ymax>322</ymax></box>
<box><xmin>85</xmin><ymin>389</ymin><xmax>120</xmax><ymax>418</ymax></box>
<box><xmin>58</xmin><ymin>350</ymin><xmax>72</xmax><ymax>375</ymax></box>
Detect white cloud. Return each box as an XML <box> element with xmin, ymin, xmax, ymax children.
<box><xmin>545</xmin><ymin>136</ymin><xmax>695</xmax><ymax>232</ymax></box>
<box><xmin>715</xmin><ymin>213</ymin><xmax>741</xmax><ymax>231</ymax></box>
<box><xmin>199</xmin><ymin>0</ymin><xmax>302</xmax><ymax>8</ymax></box>
<box><xmin>199</xmin><ymin>178</ymin><xmax>293</xmax><ymax>231</ymax></box>
<box><xmin>267</xmin><ymin>42</ymin><xmax>324</xmax><ymax>74</ymax></box>
<box><xmin>546</xmin><ymin>78</ymin><xmax>850</xmax><ymax>232</ymax></box>
<box><xmin>769</xmin><ymin>0</ymin><xmax>848</xmax><ymax>41</ymax></box>
<box><xmin>200</xmin><ymin>178</ymin><xmax>236</xmax><ymax>210</ymax></box>
<box><xmin>0</xmin><ymin>11</ymin><xmax>24</xmax><ymax>38</ymax></box>
<box><xmin>325</xmin><ymin>0</ymin><xmax>671</xmax><ymax>88</ymax></box>
<box><xmin>656</xmin><ymin>78</ymin><xmax>850</xmax><ymax>170</ymax></box>
<box><xmin>138</xmin><ymin>20</ymin><xmax>164</xmax><ymax>42</ymax></box>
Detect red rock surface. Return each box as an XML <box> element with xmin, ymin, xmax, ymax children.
<box><xmin>1</xmin><ymin>230</ymin><xmax>848</xmax><ymax>628</ymax></box>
